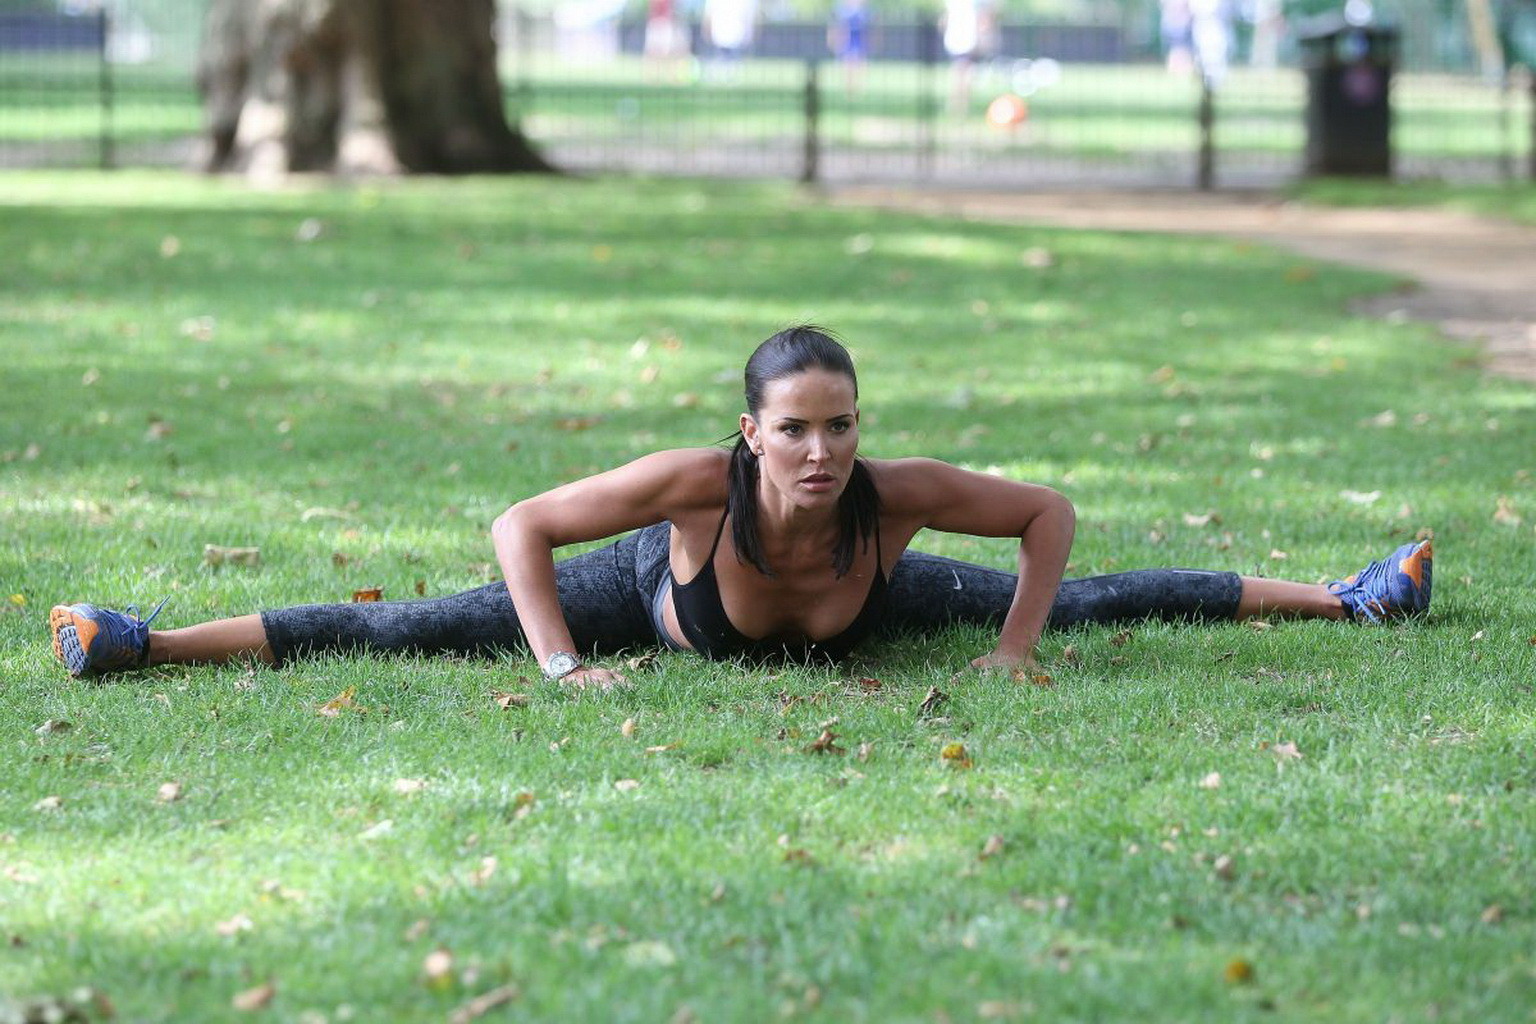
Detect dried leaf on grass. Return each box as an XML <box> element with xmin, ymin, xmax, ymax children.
<box><xmin>1222</xmin><ymin>959</ymin><xmax>1255</xmax><ymax>984</ymax></box>
<box><xmin>449</xmin><ymin>985</ymin><xmax>520</xmax><ymax>1024</ymax></box>
<box><xmin>34</xmin><ymin>719</ymin><xmax>72</xmax><ymax>736</ymax></box>
<box><xmin>393</xmin><ymin>778</ymin><xmax>429</xmax><ymax>795</ymax></box>
<box><xmin>1198</xmin><ymin>772</ymin><xmax>1222</xmax><ymax>790</ymax></box>
<box><xmin>351</xmin><ymin>587</ymin><xmax>384</xmax><ymax>603</ymax></box>
<box><xmin>492</xmin><ymin>691</ymin><xmax>530</xmax><ymax>709</ymax></box>
<box><xmin>620</xmin><ymin>718</ymin><xmax>636</xmax><ymax>737</ymax></box>
<box><xmin>32</xmin><ymin>796</ymin><xmax>62</xmax><ymax>812</ymax></box>
<box><xmin>614</xmin><ymin>779</ymin><xmax>640</xmax><ymax>792</ymax></box>
<box><xmin>804</xmin><ymin>730</ymin><xmax>844</xmax><ymax>755</ymax></box>
<box><xmin>203</xmin><ymin>545</ymin><xmax>260</xmax><ymax>568</ymax></box>
<box><xmin>157</xmin><ymin>781</ymin><xmax>183</xmax><ymax>803</ymax></box>
<box><xmin>317</xmin><ymin>687</ymin><xmax>364</xmax><ymax>717</ymax></box>
<box><xmin>941</xmin><ymin>743</ymin><xmax>973</xmax><ymax>770</ymax></box>
<box><xmin>423</xmin><ymin>948</ymin><xmax>455</xmax><ymax>988</ymax></box>
<box><xmin>917</xmin><ymin>686</ymin><xmax>949</xmax><ymax>717</ymax></box>
<box><xmin>979</xmin><ymin>835</ymin><xmax>1006</xmax><ymax>860</ymax></box>
<box><xmin>216</xmin><ymin>913</ymin><xmax>254</xmax><ymax>937</ymax></box>
<box><xmin>231</xmin><ymin>982</ymin><xmax>276</xmax><ymax>1011</ymax></box>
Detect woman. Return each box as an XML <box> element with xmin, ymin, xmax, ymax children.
<box><xmin>49</xmin><ymin>326</ymin><xmax>1432</xmax><ymax>690</ymax></box>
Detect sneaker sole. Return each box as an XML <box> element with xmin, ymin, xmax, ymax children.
<box><xmin>49</xmin><ymin>605</ymin><xmax>98</xmax><ymax>678</ymax></box>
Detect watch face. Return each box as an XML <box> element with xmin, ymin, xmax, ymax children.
<box><xmin>544</xmin><ymin>652</ymin><xmax>579</xmax><ymax>679</ymax></box>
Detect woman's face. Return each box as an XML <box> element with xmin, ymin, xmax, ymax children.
<box><xmin>742</xmin><ymin>368</ymin><xmax>860</xmax><ymax>511</ymax></box>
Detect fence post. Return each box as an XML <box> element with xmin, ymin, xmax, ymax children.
<box><xmin>918</xmin><ymin>22</ymin><xmax>937</xmax><ymax>181</ymax></box>
<box><xmin>1197</xmin><ymin>76</ymin><xmax>1214</xmax><ymax>190</ymax></box>
<box><xmin>98</xmin><ymin>6</ymin><xmax>114</xmax><ymax>171</ymax></box>
<box><xmin>801</xmin><ymin>59</ymin><xmax>820</xmax><ymax>184</ymax></box>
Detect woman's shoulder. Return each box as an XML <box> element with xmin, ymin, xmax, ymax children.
<box><xmin>864</xmin><ymin>456</ymin><xmax>963</xmax><ymax>512</ymax></box>
<box><xmin>627</xmin><ymin>447</ymin><xmax>731</xmax><ymax>506</ymax></box>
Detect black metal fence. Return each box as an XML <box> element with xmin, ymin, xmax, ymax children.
<box><xmin>2</xmin><ymin>2</ymin><xmax>1532</xmax><ymax>189</ymax></box>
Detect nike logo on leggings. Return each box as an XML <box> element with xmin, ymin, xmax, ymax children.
<box><xmin>951</xmin><ymin>570</ymin><xmax>963</xmax><ymax>591</ymax></box>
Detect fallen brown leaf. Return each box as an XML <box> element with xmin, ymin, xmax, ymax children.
<box><xmin>351</xmin><ymin>587</ymin><xmax>383</xmax><ymax>603</ymax></box>
<box><xmin>34</xmin><ymin>719</ymin><xmax>72</xmax><ymax>736</ymax></box>
<box><xmin>203</xmin><ymin>544</ymin><xmax>260</xmax><ymax>568</ymax></box>
<box><xmin>157</xmin><ymin>781</ymin><xmax>183</xmax><ymax>803</ymax></box>
<box><xmin>1198</xmin><ymin>771</ymin><xmax>1222</xmax><ymax>790</ymax></box>
<box><xmin>1270</xmin><ymin>740</ymin><xmax>1303</xmax><ymax>761</ymax></box>
<box><xmin>393</xmin><ymin>778</ymin><xmax>429</xmax><ymax>795</ymax></box>
<box><xmin>804</xmin><ymin>730</ymin><xmax>844</xmax><ymax>755</ymax></box>
<box><xmin>1109</xmin><ymin>629</ymin><xmax>1133</xmax><ymax>647</ymax></box>
<box><xmin>32</xmin><ymin>796</ymin><xmax>62</xmax><ymax>812</ymax></box>
<box><xmin>1222</xmin><ymin>959</ymin><xmax>1255</xmax><ymax>984</ymax></box>
<box><xmin>449</xmin><ymin>985</ymin><xmax>520</xmax><ymax>1024</ymax></box>
<box><xmin>491</xmin><ymin>691</ymin><xmax>530</xmax><ymax>709</ymax></box>
<box><xmin>644</xmin><ymin>743</ymin><xmax>680</xmax><ymax>754</ymax></box>
<box><xmin>918</xmin><ymin>686</ymin><xmax>949</xmax><ymax>716</ymax></box>
<box><xmin>423</xmin><ymin>947</ymin><xmax>455</xmax><ymax>988</ymax></box>
<box><xmin>620</xmin><ymin>717</ymin><xmax>637</xmax><ymax>737</ymax></box>
<box><xmin>614</xmin><ymin>779</ymin><xmax>640</xmax><ymax>792</ymax></box>
<box><xmin>1481</xmin><ymin>904</ymin><xmax>1504</xmax><ymax>925</ymax></box>
<box><xmin>941</xmin><ymin>743</ymin><xmax>973</xmax><ymax>770</ymax></box>
<box><xmin>979</xmin><ymin>834</ymin><xmax>1005</xmax><ymax>860</ymax></box>
<box><xmin>317</xmin><ymin>687</ymin><xmax>362</xmax><ymax>716</ymax></box>
<box><xmin>1213</xmin><ymin>854</ymin><xmax>1236</xmax><ymax>880</ymax></box>
<box><xmin>857</xmin><ymin>676</ymin><xmax>882</xmax><ymax>693</ymax></box>
<box><xmin>231</xmin><ymin>982</ymin><xmax>276</xmax><ymax>1011</ymax></box>
<box><xmin>216</xmin><ymin>913</ymin><xmax>254</xmax><ymax>937</ymax></box>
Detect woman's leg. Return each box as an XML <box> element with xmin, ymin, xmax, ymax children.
<box><xmin>1236</xmin><ymin>578</ymin><xmax>1345</xmax><ymax>621</ymax></box>
<box><xmin>883</xmin><ymin>536</ymin><xmax>1430</xmax><ymax>637</ymax></box>
<box><xmin>54</xmin><ymin>530</ymin><xmax>661</xmax><ymax>676</ymax></box>
<box><xmin>259</xmin><ymin>534</ymin><xmax>654</xmax><ymax>667</ymax></box>
<box><xmin>149</xmin><ymin>615</ymin><xmax>274</xmax><ymax>666</ymax></box>
<box><xmin>882</xmin><ymin>554</ymin><xmax>1339</xmax><ymax>636</ymax></box>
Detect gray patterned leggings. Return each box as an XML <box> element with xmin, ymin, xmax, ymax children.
<box><xmin>260</xmin><ymin>523</ymin><xmax>1242</xmax><ymax>666</ymax></box>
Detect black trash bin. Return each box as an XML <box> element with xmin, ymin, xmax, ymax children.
<box><xmin>1298</xmin><ymin>15</ymin><xmax>1398</xmax><ymax>177</ymax></box>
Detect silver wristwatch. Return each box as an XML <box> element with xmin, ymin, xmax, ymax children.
<box><xmin>542</xmin><ymin>651</ymin><xmax>580</xmax><ymax>681</ymax></box>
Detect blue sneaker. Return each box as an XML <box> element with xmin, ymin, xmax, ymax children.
<box><xmin>49</xmin><ymin>597</ymin><xmax>169</xmax><ymax>677</ymax></box>
<box><xmin>1327</xmin><ymin>539</ymin><xmax>1432</xmax><ymax>623</ymax></box>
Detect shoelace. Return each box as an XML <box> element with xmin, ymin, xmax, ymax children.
<box><xmin>106</xmin><ymin>596</ymin><xmax>171</xmax><ymax>665</ymax></box>
<box><xmin>126</xmin><ymin>595</ymin><xmax>172</xmax><ymax>629</ymax></box>
<box><xmin>1327</xmin><ymin>557</ymin><xmax>1393</xmax><ymax>624</ymax></box>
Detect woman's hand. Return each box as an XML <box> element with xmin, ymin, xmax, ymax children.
<box><xmin>968</xmin><ymin>649</ymin><xmax>1041</xmax><ymax>675</ymax></box>
<box><xmin>562</xmin><ymin>666</ymin><xmax>630</xmax><ymax>693</ymax></box>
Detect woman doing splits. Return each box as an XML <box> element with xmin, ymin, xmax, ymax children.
<box><xmin>49</xmin><ymin>326</ymin><xmax>1432</xmax><ymax>691</ymax></box>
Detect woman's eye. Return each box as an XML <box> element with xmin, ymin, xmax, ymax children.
<box><xmin>782</xmin><ymin>424</ymin><xmax>801</xmax><ymax>436</ymax></box>
<box><xmin>831</xmin><ymin>421</ymin><xmax>850</xmax><ymax>433</ymax></box>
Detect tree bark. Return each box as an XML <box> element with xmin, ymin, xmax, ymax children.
<box><xmin>197</xmin><ymin>0</ymin><xmax>553</xmax><ymax>177</ymax></box>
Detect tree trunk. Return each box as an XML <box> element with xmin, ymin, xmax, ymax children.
<box><xmin>197</xmin><ymin>0</ymin><xmax>553</xmax><ymax>177</ymax></box>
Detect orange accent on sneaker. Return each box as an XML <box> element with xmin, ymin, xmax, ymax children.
<box><xmin>1398</xmin><ymin>539</ymin><xmax>1431</xmax><ymax>588</ymax></box>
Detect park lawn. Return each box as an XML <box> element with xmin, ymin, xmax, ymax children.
<box><xmin>1292</xmin><ymin>178</ymin><xmax>1536</xmax><ymax>226</ymax></box>
<box><xmin>1</xmin><ymin>171</ymin><xmax>1534</xmax><ymax>1023</ymax></box>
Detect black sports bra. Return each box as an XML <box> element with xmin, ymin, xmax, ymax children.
<box><xmin>670</xmin><ymin>510</ymin><xmax>887</xmax><ymax>663</ymax></box>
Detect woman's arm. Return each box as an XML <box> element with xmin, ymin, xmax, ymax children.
<box><xmin>492</xmin><ymin>448</ymin><xmax>725</xmax><ymax>688</ymax></box>
<box><xmin>877</xmin><ymin>458</ymin><xmax>1076</xmax><ymax>670</ymax></box>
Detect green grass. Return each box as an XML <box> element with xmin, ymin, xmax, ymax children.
<box><xmin>3</xmin><ymin>171</ymin><xmax>1535</xmax><ymax>1022</ymax></box>
<box><xmin>1292</xmin><ymin>177</ymin><xmax>1536</xmax><ymax>226</ymax></box>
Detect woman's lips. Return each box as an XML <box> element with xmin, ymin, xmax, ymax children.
<box><xmin>801</xmin><ymin>473</ymin><xmax>836</xmax><ymax>490</ymax></box>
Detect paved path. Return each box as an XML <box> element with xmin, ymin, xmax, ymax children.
<box><xmin>827</xmin><ymin>187</ymin><xmax>1536</xmax><ymax>383</ymax></box>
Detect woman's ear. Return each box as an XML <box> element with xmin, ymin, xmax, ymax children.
<box><xmin>740</xmin><ymin>413</ymin><xmax>758</xmax><ymax>452</ymax></box>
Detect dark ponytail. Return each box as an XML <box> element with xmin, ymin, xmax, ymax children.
<box><xmin>724</xmin><ymin>325</ymin><xmax>881</xmax><ymax>578</ymax></box>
